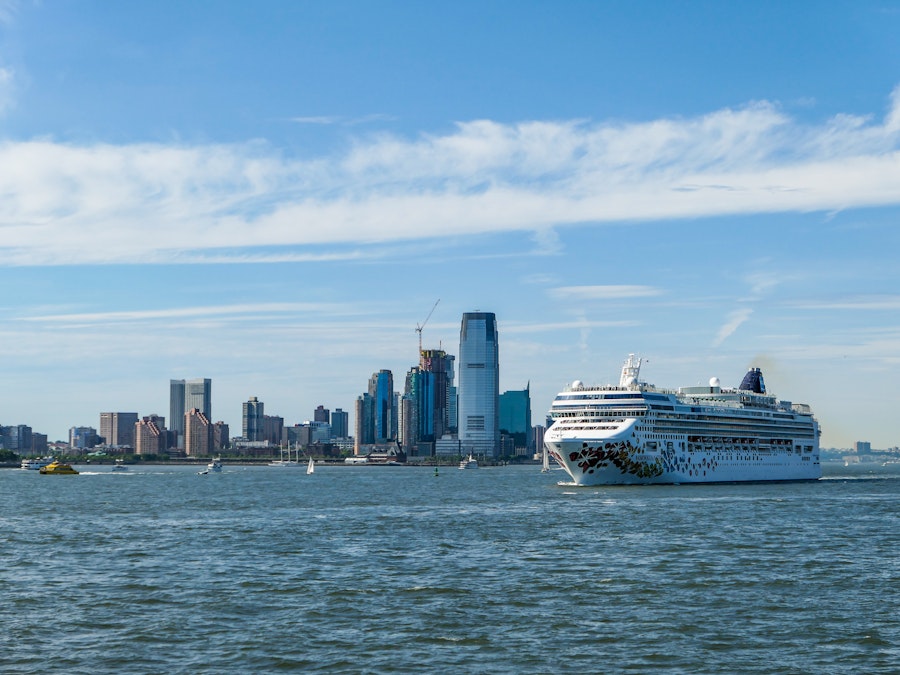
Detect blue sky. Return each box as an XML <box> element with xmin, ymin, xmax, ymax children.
<box><xmin>2</xmin><ymin>1</ymin><xmax>900</xmax><ymax>448</ymax></box>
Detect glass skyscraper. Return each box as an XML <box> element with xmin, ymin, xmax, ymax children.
<box><xmin>170</xmin><ymin>378</ymin><xmax>211</xmax><ymax>448</ymax></box>
<box><xmin>458</xmin><ymin>311</ymin><xmax>499</xmax><ymax>458</ymax></box>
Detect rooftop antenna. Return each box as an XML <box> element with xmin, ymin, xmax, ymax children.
<box><xmin>416</xmin><ymin>299</ymin><xmax>440</xmax><ymax>359</ymax></box>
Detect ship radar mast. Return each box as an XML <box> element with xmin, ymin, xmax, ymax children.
<box><xmin>619</xmin><ymin>353</ymin><xmax>642</xmax><ymax>388</ymax></box>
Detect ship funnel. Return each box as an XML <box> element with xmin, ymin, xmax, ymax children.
<box><xmin>738</xmin><ymin>367</ymin><xmax>766</xmax><ymax>393</ymax></box>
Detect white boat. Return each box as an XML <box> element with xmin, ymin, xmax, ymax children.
<box><xmin>111</xmin><ymin>459</ymin><xmax>128</xmax><ymax>471</ymax></box>
<box><xmin>544</xmin><ymin>354</ymin><xmax>821</xmax><ymax>486</ymax></box>
<box><xmin>307</xmin><ymin>457</ymin><xmax>315</xmax><ymax>475</ymax></box>
<box><xmin>459</xmin><ymin>454</ymin><xmax>479</xmax><ymax>469</ymax></box>
<box><xmin>21</xmin><ymin>456</ymin><xmax>54</xmax><ymax>470</ymax></box>
<box><xmin>208</xmin><ymin>457</ymin><xmax>223</xmax><ymax>472</ymax></box>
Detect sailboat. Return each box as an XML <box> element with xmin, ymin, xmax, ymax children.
<box><xmin>269</xmin><ymin>443</ymin><xmax>300</xmax><ymax>467</ymax></box>
<box><xmin>541</xmin><ymin>444</ymin><xmax>551</xmax><ymax>473</ymax></box>
<box><xmin>306</xmin><ymin>457</ymin><xmax>315</xmax><ymax>475</ymax></box>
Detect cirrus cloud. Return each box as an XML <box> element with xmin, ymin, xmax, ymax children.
<box><xmin>1</xmin><ymin>86</ymin><xmax>900</xmax><ymax>266</ymax></box>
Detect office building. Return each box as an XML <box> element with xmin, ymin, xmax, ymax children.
<box><xmin>69</xmin><ymin>426</ymin><xmax>99</xmax><ymax>450</ymax></box>
<box><xmin>499</xmin><ymin>384</ymin><xmax>532</xmax><ymax>452</ymax></box>
<box><xmin>458</xmin><ymin>311</ymin><xmax>499</xmax><ymax>458</ymax></box>
<box><xmin>99</xmin><ymin>412</ymin><xmax>139</xmax><ymax>448</ymax></box>
<box><xmin>170</xmin><ymin>378</ymin><xmax>211</xmax><ymax>448</ymax></box>
<box><xmin>331</xmin><ymin>408</ymin><xmax>349</xmax><ymax>439</ymax></box>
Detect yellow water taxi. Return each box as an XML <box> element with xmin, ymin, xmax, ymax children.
<box><xmin>39</xmin><ymin>460</ymin><xmax>79</xmax><ymax>475</ymax></box>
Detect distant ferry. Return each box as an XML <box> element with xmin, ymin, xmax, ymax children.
<box><xmin>21</xmin><ymin>456</ymin><xmax>54</xmax><ymax>470</ymax></box>
<box><xmin>544</xmin><ymin>355</ymin><xmax>821</xmax><ymax>485</ymax></box>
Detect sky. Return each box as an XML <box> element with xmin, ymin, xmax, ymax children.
<box><xmin>1</xmin><ymin>1</ymin><xmax>900</xmax><ymax>449</ymax></box>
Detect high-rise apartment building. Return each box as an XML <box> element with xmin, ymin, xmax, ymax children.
<box><xmin>368</xmin><ymin>369</ymin><xmax>395</xmax><ymax>443</ymax></box>
<box><xmin>263</xmin><ymin>415</ymin><xmax>284</xmax><ymax>446</ymax></box>
<box><xmin>458</xmin><ymin>312</ymin><xmax>499</xmax><ymax>458</ymax></box>
<box><xmin>212</xmin><ymin>421</ymin><xmax>230</xmax><ymax>451</ymax></box>
<box><xmin>99</xmin><ymin>412</ymin><xmax>139</xmax><ymax>448</ymax></box>
<box><xmin>184</xmin><ymin>408</ymin><xmax>211</xmax><ymax>456</ymax></box>
<box><xmin>243</xmin><ymin>396</ymin><xmax>264</xmax><ymax>442</ymax></box>
<box><xmin>170</xmin><ymin>378</ymin><xmax>211</xmax><ymax>448</ymax></box>
<box><xmin>135</xmin><ymin>416</ymin><xmax>166</xmax><ymax>455</ymax></box>
<box><xmin>354</xmin><ymin>392</ymin><xmax>375</xmax><ymax>453</ymax></box>
<box><xmin>314</xmin><ymin>405</ymin><xmax>330</xmax><ymax>423</ymax></box>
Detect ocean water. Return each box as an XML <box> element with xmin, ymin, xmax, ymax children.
<box><xmin>2</xmin><ymin>462</ymin><xmax>898</xmax><ymax>674</ymax></box>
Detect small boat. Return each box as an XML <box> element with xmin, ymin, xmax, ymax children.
<box><xmin>39</xmin><ymin>460</ymin><xmax>79</xmax><ymax>475</ymax></box>
<box><xmin>112</xmin><ymin>459</ymin><xmax>128</xmax><ymax>471</ymax></box>
<box><xmin>306</xmin><ymin>457</ymin><xmax>315</xmax><ymax>475</ymax></box>
<box><xmin>541</xmin><ymin>445</ymin><xmax>551</xmax><ymax>473</ymax></box>
<box><xmin>459</xmin><ymin>454</ymin><xmax>479</xmax><ymax>469</ymax></box>
<box><xmin>21</xmin><ymin>456</ymin><xmax>54</xmax><ymax>470</ymax></box>
<box><xmin>208</xmin><ymin>457</ymin><xmax>223</xmax><ymax>472</ymax></box>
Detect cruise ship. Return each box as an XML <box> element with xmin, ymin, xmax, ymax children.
<box><xmin>544</xmin><ymin>355</ymin><xmax>820</xmax><ymax>485</ymax></box>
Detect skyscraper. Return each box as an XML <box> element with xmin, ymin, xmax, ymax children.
<box><xmin>170</xmin><ymin>378</ymin><xmax>211</xmax><ymax>448</ymax></box>
<box><xmin>458</xmin><ymin>312</ymin><xmax>499</xmax><ymax>458</ymax></box>
<box><xmin>331</xmin><ymin>408</ymin><xmax>349</xmax><ymax>439</ymax></box>
<box><xmin>368</xmin><ymin>369</ymin><xmax>395</xmax><ymax>443</ymax></box>
<box><xmin>243</xmin><ymin>396</ymin><xmax>264</xmax><ymax>442</ymax></box>
<box><xmin>99</xmin><ymin>412</ymin><xmax>139</xmax><ymax>448</ymax></box>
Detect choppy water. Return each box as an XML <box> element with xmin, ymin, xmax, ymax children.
<box><xmin>2</xmin><ymin>462</ymin><xmax>898</xmax><ymax>674</ymax></box>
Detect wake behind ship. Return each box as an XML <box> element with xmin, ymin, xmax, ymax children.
<box><xmin>544</xmin><ymin>355</ymin><xmax>821</xmax><ymax>486</ymax></box>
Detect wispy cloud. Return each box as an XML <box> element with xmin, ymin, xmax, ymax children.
<box><xmin>289</xmin><ymin>113</ymin><xmax>396</xmax><ymax>126</ymax></box>
<box><xmin>2</xmin><ymin>86</ymin><xmax>900</xmax><ymax>266</ymax></box>
<box><xmin>712</xmin><ymin>308</ymin><xmax>753</xmax><ymax>347</ymax></box>
<box><xmin>0</xmin><ymin>65</ymin><xmax>14</xmax><ymax>113</ymax></box>
<box><xmin>19</xmin><ymin>302</ymin><xmax>352</xmax><ymax>323</ymax></box>
<box><xmin>547</xmin><ymin>285</ymin><xmax>662</xmax><ymax>301</ymax></box>
<box><xmin>789</xmin><ymin>294</ymin><xmax>900</xmax><ymax>310</ymax></box>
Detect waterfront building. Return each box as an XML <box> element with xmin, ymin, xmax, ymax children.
<box><xmin>69</xmin><ymin>426</ymin><xmax>100</xmax><ymax>450</ymax></box>
<box><xmin>1</xmin><ymin>425</ymin><xmax>31</xmax><ymax>452</ymax></box>
<box><xmin>263</xmin><ymin>414</ymin><xmax>284</xmax><ymax>446</ymax></box>
<box><xmin>170</xmin><ymin>378</ymin><xmax>211</xmax><ymax>449</ymax></box>
<box><xmin>458</xmin><ymin>311</ymin><xmax>500</xmax><ymax>458</ymax></box>
<box><xmin>99</xmin><ymin>412</ymin><xmax>139</xmax><ymax>449</ymax></box>
<box><xmin>499</xmin><ymin>383</ymin><xmax>532</xmax><ymax>453</ymax></box>
<box><xmin>314</xmin><ymin>405</ymin><xmax>330</xmax><ymax>423</ymax></box>
<box><xmin>184</xmin><ymin>408</ymin><xmax>211</xmax><ymax>456</ymax></box>
<box><xmin>243</xmin><ymin>396</ymin><xmax>264</xmax><ymax>442</ymax></box>
<box><xmin>368</xmin><ymin>369</ymin><xmax>396</xmax><ymax>443</ymax></box>
<box><xmin>422</xmin><ymin>349</ymin><xmax>453</xmax><ymax>441</ymax></box>
<box><xmin>212</xmin><ymin>421</ymin><xmax>230</xmax><ymax>451</ymax></box>
<box><xmin>354</xmin><ymin>393</ymin><xmax>375</xmax><ymax>454</ymax></box>
<box><xmin>331</xmin><ymin>408</ymin><xmax>349</xmax><ymax>439</ymax></box>
<box><xmin>135</xmin><ymin>416</ymin><xmax>166</xmax><ymax>456</ymax></box>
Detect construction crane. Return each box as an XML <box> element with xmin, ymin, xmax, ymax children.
<box><xmin>416</xmin><ymin>299</ymin><xmax>440</xmax><ymax>356</ymax></box>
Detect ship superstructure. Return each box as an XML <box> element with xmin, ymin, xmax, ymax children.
<box><xmin>544</xmin><ymin>355</ymin><xmax>820</xmax><ymax>485</ymax></box>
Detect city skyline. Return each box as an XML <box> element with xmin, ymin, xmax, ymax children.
<box><xmin>2</xmin><ymin>3</ymin><xmax>900</xmax><ymax>447</ymax></box>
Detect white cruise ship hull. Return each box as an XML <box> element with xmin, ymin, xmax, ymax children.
<box><xmin>547</xmin><ymin>432</ymin><xmax>821</xmax><ymax>486</ymax></box>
